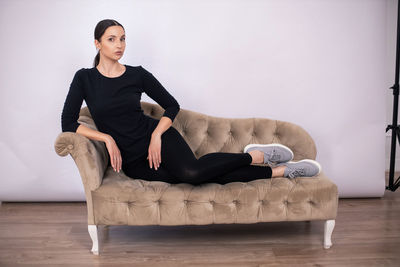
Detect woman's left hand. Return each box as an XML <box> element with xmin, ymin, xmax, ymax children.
<box><xmin>147</xmin><ymin>133</ymin><xmax>162</xmax><ymax>170</ymax></box>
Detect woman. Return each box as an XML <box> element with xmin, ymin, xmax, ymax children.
<box><xmin>61</xmin><ymin>19</ymin><xmax>322</xmax><ymax>185</ymax></box>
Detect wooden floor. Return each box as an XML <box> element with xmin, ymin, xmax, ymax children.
<box><xmin>1</xmin><ymin>174</ymin><xmax>399</xmax><ymax>267</ymax></box>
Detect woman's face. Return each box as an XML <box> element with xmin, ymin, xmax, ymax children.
<box><xmin>95</xmin><ymin>25</ymin><xmax>126</xmax><ymax>61</ymax></box>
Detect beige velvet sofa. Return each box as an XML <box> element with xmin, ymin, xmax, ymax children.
<box><xmin>54</xmin><ymin>101</ymin><xmax>338</xmax><ymax>255</ymax></box>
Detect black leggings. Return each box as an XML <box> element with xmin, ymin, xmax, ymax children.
<box><xmin>122</xmin><ymin>126</ymin><xmax>272</xmax><ymax>185</ymax></box>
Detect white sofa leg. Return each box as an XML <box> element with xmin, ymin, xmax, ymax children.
<box><xmin>88</xmin><ymin>225</ymin><xmax>99</xmax><ymax>255</ymax></box>
<box><xmin>324</xmin><ymin>219</ymin><xmax>335</xmax><ymax>249</ymax></box>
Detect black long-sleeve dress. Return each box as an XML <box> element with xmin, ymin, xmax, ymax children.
<box><xmin>61</xmin><ymin>64</ymin><xmax>180</xmax><ymax>166</ymax></box>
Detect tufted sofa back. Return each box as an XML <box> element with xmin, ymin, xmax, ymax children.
<box><xmin>77</xmin><ymin>101</ymin><xmax>317</xmax><ymax>161</ymax></box>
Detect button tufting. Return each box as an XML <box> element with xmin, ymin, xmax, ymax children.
<box><xmin>67</xmin><ymin>144</ymin><xmax>73</xmax><ymax>150</ymax></box>
<box><xmin>184</xmin><ymin>200</ymin><xmax>188</xmax><ymax>204</ymax></box>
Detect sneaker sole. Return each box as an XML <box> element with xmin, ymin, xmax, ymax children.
<box><xmin>243</xmin><ymin>143</ymin><xmax>294</xmax><ymax>161</ymax></box>
<box><xmin>285</xmin><ymin>159</ymin><xmax>322</xmax><ymax>176</ymax></box>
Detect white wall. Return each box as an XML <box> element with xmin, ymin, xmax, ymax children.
<box><xmin>0</xmin><ymin>0</ymin><xmax>389</xmax><ymax>200</ymax></box>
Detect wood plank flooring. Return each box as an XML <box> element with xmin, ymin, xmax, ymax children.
<box><xmin>0</xmin><ymin>173</ymin><xmax>399</xmax><ymax>266</ymax></box>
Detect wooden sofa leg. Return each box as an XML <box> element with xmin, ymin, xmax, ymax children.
<box><xmin>324</xmin><ymin>219</ymin><xmax>335</xmax><ymax>249</ymax></box>
<box><xmin>88</xmin><ymin>225</ymin><xmax>99</xmax><ymax>255</ymax></box>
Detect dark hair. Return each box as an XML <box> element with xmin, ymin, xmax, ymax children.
<box><xmin>93</xmin><ymin>19</ymin><xmax>125</xmax><ymax>67</ymax></box>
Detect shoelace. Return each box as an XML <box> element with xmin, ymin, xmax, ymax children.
<box><xmin>264</xmin><ymin>149</ymin><xmax>281</xmax><ymax>166</ymax></box>
<box><xmin>287</xmin><ymin>167</ymin><xmax>306</xmax><ymax>178</ymax></box>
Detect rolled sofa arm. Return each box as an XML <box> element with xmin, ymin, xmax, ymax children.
<box><xmin>55</xmin><ymin>106</ymin><xmax>109</xmax><ymax>225</ymax></box>
<box><xmin>271</xmin><ymin>119</ymin><xmax>317</xmax><ymax>161</ymax></box>
<box><xmin>54</xmin><ymin>132</ymin><xmax>109</xmax><ymax>192</ymax></box>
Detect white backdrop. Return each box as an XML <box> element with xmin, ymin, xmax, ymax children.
<box><xmin>0</xmin><ymin>0</ymin><xmax>389</xmax><ymax>200</ymax></box>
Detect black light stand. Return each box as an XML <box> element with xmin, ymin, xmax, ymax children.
<box><xmin>386</xmin><ymin>0</ymin><xmax>400</xmax><ymax>191</ymax></box>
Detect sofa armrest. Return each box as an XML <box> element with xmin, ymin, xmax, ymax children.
<box><xmin>54</xmin><ymin>132</ymin><xmax>109</xmax><ymax>191</ymax></box>
<box><xmin>271</xmin><ymin>119</ymin><xmax>317</xmax><ymax>161</ymax></box>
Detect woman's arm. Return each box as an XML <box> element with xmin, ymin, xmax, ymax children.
<box><xmin>76</xmin><ymin>124</ymin><xmax>122</xmax><ymax>173</ymax></box>
<box><xmin>147</xmin><ymin>116</ymin><xmax>172</xmax><ymax>170</ymax></box>
<box><xmin>140</xmin><ymin>65</ymin><xmax>180</xmax><ymax>129</ymax></box>
<box><xmin>140</xmin><ymin>66</ymin><xmax>180</xmax><ymax>170</ymax></box>
<box><xmin>75</xmin><ymin>124</ymin><xmax>110</xmax><ymax>143</ymax></box>
<box><xmin>61</xmin><ymin>68</ymin><xmax>85</xmax><ymax>133</ymax></box>
<box><xmin>152</xmin><ymin>116</ymin><xmax>173</xmax><ymax>138</ymax></box>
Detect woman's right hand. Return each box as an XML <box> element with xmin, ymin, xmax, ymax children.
<box><xmin>104</xmin><ymin>135</ymin><xmax>122</xmax><ymax>173</ymax></box>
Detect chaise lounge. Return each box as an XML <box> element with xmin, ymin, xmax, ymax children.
<box><xmin>54</xmin><ymin>101</ymin><xmax>338</xmax><ymax>255</ymax></box>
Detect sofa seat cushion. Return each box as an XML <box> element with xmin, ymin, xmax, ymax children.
<box><xmin>91</xmin><ymin>167</ymin><xmax>338</xmax><ymax>226</ymax></box>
